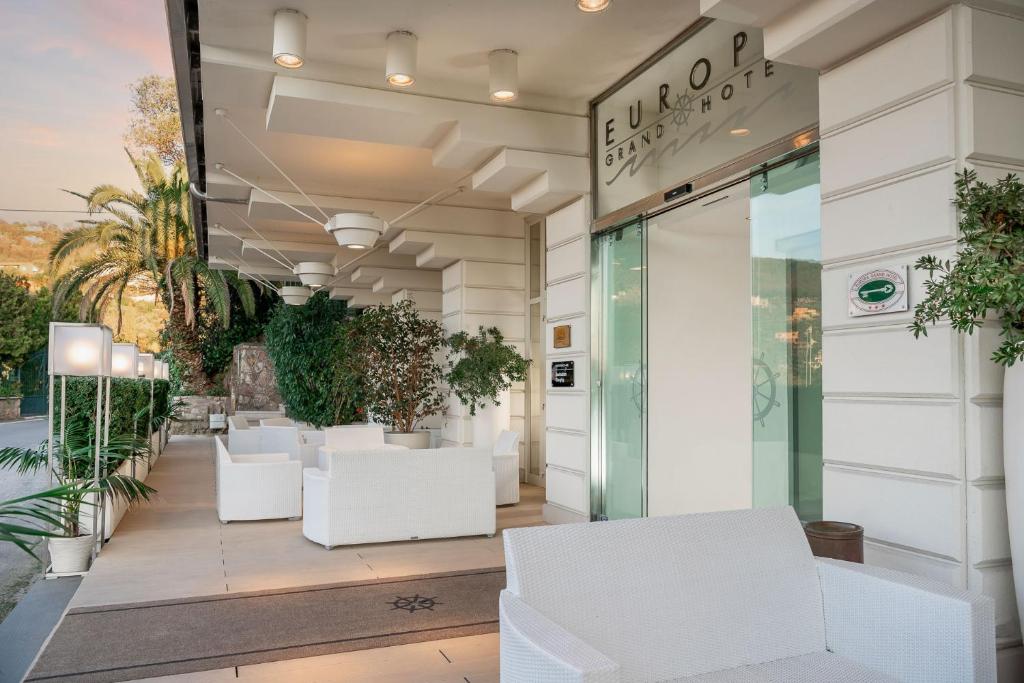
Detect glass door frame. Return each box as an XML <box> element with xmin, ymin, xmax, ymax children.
<box><xmin>590</xmin><ymin>219</ymin><xmax>647</xmax><ymax>521</ymax></box>
<box><xmin>588</xmin><ymin>141</ymin><xmax>820</xmax><ymax>522</ymax></box>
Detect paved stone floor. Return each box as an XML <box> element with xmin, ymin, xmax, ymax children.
<box><xmin>64</xmin><ymin>435</ymin><xmax>545</xmax><ymax>682</ymax></box>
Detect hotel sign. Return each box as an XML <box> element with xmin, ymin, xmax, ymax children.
<box><xmin>848</xmin><ymin>265</ymin><xmax>909</xmax><ymax>317</ymax></box>
<box><xmin>593</xmin><ymin>19</ymin><xmax>819</xmax><ymax>217</ymax></box>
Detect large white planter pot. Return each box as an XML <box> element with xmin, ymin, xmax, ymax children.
<box><xmin>49</xmin><ymin>535</ymin><xmax>93</xmax><ymax>574</ymax></box>
<box><xmin>1005</xmin><ymin>362</ymin><xmax>1024</xmax><ymax>630</ymax></box>
<box><xmin>384</xmin><ymin>431</ymin><xmax>431</xmax><ymax>449</ymax></box>
<box><xmin>471</xmin><ymin>389</ymin><xmax>511</xmax><ymax>451</ymax></box>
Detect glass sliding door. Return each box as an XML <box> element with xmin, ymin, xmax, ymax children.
<box><xmin>750</xmin><ymin>150</ymin><xmax>823</xmax><ymax>521</ymax></box>
<box><xmin>591</xmin><ymin>221</ymin><xmax>646</xmax><ymax>520</ymax></box>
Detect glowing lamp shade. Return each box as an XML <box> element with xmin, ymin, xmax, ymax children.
<box><xmin>489</xmin><ymin>49</ymin><xmax>518</xmax><ymax>103</ymax></box>
<box><xmin>49</xmin><ymin>323</ymin><xmax>112</xmax><ymax>377</ymax></box>
<box><xmin>385</xmin><ymin>31</ymin><xmax>417</xmax><ymax>87</ymax></box>
<box><xmin>154</xmin><ymin>360</ymin><xmax>169</xmax><ymax>381</ymax></box>
<box><xmin>293</xmin><ymin>261</ymin><xmax>335</xmax><ymax>288</ymax></box>
<box><xmin>325</xmin><ymin>213</ymin><xmax>387</xmax><ymax>249</ymax></box>
<box><xmin>110</xmin><ymin>343</ymin><xmax>139</xmax><ymax>379</ymax></box>
<box><xmin>577</xmin><ymin>0</ymin><xmax>611</xmax><ymax>11</ymax></box>
<box><xmin>280</xmin><ymin>285</ymin><xmax>313</xmax><ymax>306</ymax></box>
<box><xmin>137</xmin><ymin>353</ymin><xmax>155</xmax><ymax>380</ymax></box>
<box><xmin>273</xmin><ymin>9</ymin><xmax>307</xmax><ymax>68</ymax></box>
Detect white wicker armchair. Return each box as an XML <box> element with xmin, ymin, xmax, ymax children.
<box><xmin>260</xmin><ymin>425</ymin><xmax>322</xmax><ymax>468</ymax></box>
<box><xmin>227</xmin><ymin>415</ymin><xmax>262</xmax><ymax>454</ymax></box>
<box><xmin>493</xmin><ymin>430</ymin><xmax>520</xmax><ymax>505</ymax></box>
<box><xmin>316</xmin><ymin>424</ymin><xmax>407</xmax><ymax>469</ymax></box>
<box><xmin>500</xmin><ymin>507</ymin><xmax>995</xmax><ymax>683</ymax></box>
<box><xmin>214</xmin><ymin>436</ymin><xmax>302</xmax><ymax>523</ymax></box>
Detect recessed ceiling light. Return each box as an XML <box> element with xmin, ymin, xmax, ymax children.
<box><xmin>273</xmin><ymin>9</ymin><xmax>307</xmax><ymax>69</ymax></box>
<box><xmin>793</xmin><ymin>132</ymin><xmax>814</xmax><ymax>148</ymax></box>
<box><xmin>489</xmin><ymin>49</ymin><xmax>518</xmax><ymax>103</ymax></box>
<box><xmin>577</xmin><ymin>0</ymin><xmax>611</xmax><ymax>12</ymax></box>
<box><xmin>730</xmin><ymin>128</ymin><xmax>751</xmax><ymax>137</ymax></box>
<box><xmin>386</xmin><ymin>31</ymin><xmax>417</xmax><ymax>87</ymax></box>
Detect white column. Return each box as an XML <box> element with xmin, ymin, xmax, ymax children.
<box><xmin>542</xmin><ymin>198</ymin><xmax>591</xmax><ymax>524</ymax></box>
<box><xmin>441</xmin><ymin>260</ymin><xmax>526</xmax><ymax>447</ymax></box>
<box><xmin>814</xmin><ymin>5</ymin><xmax>1022</xmax><ymax>659</ymax></box>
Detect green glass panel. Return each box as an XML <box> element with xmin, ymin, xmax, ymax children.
<box><xmin>592</xmin><ymin>222</ymin><xmax>646</xmax><ymax>520</ymax></box>
<box><xmin>750</xmin><ymin>151</ymin><xmax>823</xmax><ymax>522</ymax></box>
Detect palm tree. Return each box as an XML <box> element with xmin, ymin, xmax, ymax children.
<box><xmin>50</xmin><ymin>151</ymin><xmax>255</xmax><ymax>391</ymax></box>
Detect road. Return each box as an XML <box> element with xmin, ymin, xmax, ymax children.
<box><xmin>0</xmin><ymin>418</ymin><xmax>51</xmax><ymax>622</ymax></box>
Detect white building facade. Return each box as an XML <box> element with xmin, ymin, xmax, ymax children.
<box><xmin>171</xmin><ymin>0</ymin><xmax>1023</xmax><ymax>676</ymax></box>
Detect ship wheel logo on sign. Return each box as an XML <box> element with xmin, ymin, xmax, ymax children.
<box><xmin>388</xmin><ymin>595</ymin><xmax>441</xmax><ymax>613</ymax></box>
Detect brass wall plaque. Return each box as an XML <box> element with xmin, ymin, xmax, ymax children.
<box><xmin>553</xmin><ymin>324</ymin><xmax>571</xmax><ymax>348</ymax></box>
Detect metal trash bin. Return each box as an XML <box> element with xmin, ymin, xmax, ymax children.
<box><xmin>804</xmin><ymin>521</ymin><xmax>864</xmax><ymax>563</ymax></box>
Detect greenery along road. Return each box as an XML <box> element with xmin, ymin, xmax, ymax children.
<box><xmin>0</xmin><ymin>417</ymin><xmax>50</xmax><ymax>622</ymax></box>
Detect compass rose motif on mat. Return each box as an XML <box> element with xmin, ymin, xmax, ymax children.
<box><xmin>388</xmin><ymin>595</ymin><xmax>441</xmax><ymax>613</ymax></box>
<box><xmin>671</xmin><ymin>90</ymin><xmax>696</xmax><ymax>129</ymax></box>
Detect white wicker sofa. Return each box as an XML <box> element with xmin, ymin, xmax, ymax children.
<box><xmin>500</xmin><ymin>507</ymin><xmax>995</xmax><ymax>683</ymax></box>
<box><xmin>303</xmin><ymin>448</ymin><xmax>495</xmax><ymax>548</ymax></box>
<box><xmin>214</xmin><ymin>435</ymin><xmax>302</xmax><ymax>523</ymax></box>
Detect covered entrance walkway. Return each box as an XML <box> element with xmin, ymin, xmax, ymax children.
<box><xmin>27</xmin><ymin>436</ymin><xmax>543</xmax><ymax>682</ymax></box>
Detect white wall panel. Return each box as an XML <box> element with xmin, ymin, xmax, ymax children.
<box><xmin>820</xmin><ymin>165</ymin><xmax>958</xmax><ymax>262</ymax></box>
<box><xmin>546</xmin><ymin>237</ymin><xmax>587</xmax><ymax>283</ymax></box>
<box><xmin>546</xmin><ymin>196</ymin><xmax>588</xmax><ymax>246</ymax></box>
<box><xmin>819</xmin><ymin>12</ymin><xmax>953</xmax><ymax>133</ymax></box>
<box><xmin>823</xmin><ymin>325</ymin><xmax>958</xmax><ymax>397</ymax></box>
<box><xmin>823</xmin><ymin>399</ymin><xmax>961</xmax><ymax>477</ymax></box>
<box><xmin>462</xmin><ymin>287</ymin><xmax>524</xmax><ymax>314</ymax></box>
<box><xmin>969</xmin><ymin>86</ymin><xmax>1024</xmax><ymax>165</ymax></box>
<box><xmin>546</xmin><ymin>466</ymin><xmax>587</xmax><ymax>514</ymax></box>
<box><xmin>966</xmin><ymin>402</ymin><xmax>1003</xmax><ymax>481</ymax></box>
<box><xmin>546</xmin><ymin>277</ymin><xmax>587</xmax><ymax>320</ymax></box>
<box><xmin>968</xmin><ymin>483</ymin><xmax>1011</xmax><ymax>562</ymax></box>
<box><xmin>546</xmin><ymin>430</ymin><xmax>588</xmax><ymax>473</ymax></box>
<box><xmin>824</xmin><ymin>466</ymin><xmax>963</xmax><ymax>561</ymax></box>
<box><xmin>969</xmin><ymin>10</ymin><xmax>1024</xmax><ymax>89</ymax></box>
<box><xmin>546</xmin><ymin>394</ymin><xmax>587</xmax><ymax>433</ymax></box>
<box><xmin>821</xmin><ymin>88</ymin><xmax>956</xmax><ymax>197</ymax></box>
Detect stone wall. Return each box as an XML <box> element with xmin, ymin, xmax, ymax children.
<box><xmin>0</xmin><ymin>397</ymin><xmax>21</xmax><ymax>421</ymax></box>
<box><xmin>228</xmin><ymin>343</ymin><xmax>282</xmax><ymax>413</ymax></box>
<box><xmin>170</xmin><ymin>395</ymin><xmax>227</xmax><ymax>435</ymax></box>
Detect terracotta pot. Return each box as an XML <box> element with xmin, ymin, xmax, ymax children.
<box><xmin>384</xmin><ymin>431</ymin><xmax>431</xmax><ymax>449</ymax></box>
<box><xmin>49</xmin><ymin>535</ymin><xmax>93</xmax><ymax>574</ymax></box>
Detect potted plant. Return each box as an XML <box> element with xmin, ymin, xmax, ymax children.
<box><xmin>447</xmin><ymin>326</ymin><xmax>529</xmax><ymax>449</ymax></box>
<box><xmin>0</xmin><ymin>485</ymin><xmax>83</xmax><ymax>560</ymax></box>
<box><xmin>348</xmin><ymin>300</ymin><xmax>447</xmax><ymax>448</ymax></box>
<box><xmin>0</xmin><ymin>424</ymin><xmax>155</xmax><ymax>573</ymax></box>
<box><xmin>910</xmin><ymin>169</ymin><xmax>1023</xmax><ymax>625</ymax></box>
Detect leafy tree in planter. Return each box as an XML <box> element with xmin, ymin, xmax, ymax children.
<box><xmin>264</xmin><ymin>292</ymin><xmax>362</xmax><ymax>428</ymax></box>
<box><xmin>349</xmin><ymin>300</ymin><xmax>447</xmax><ymax>433</ymax></box>
<box><xmin>911</xmin><ymin>170</ymin><xmax>1024</xmax><ymax>365</ymax></box>
<box><xmin>447</xmin><ymin>326</ymin><xmax>529</xmax><ymax>416</ymax></box>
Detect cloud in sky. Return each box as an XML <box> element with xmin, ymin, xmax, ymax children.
<box><xmin>0</xmin><ymin>0</ymin><xmax>173</xmax><ymax>226</ymax></box>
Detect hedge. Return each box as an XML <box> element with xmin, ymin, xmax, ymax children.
<box><xmin>55</xmin><ymin>377</ymin><xmax>170</xmax><ymax>446</ymax></box>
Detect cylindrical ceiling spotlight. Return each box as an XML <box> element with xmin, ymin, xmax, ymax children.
<box><xmin>280</xmin><ymin>285</ymin><xmax>313</xmax><ymax>306</ymax></box>
<box><xmin>489</xmin><ymin>49</ymin><xmax>519</xmax><ymax>103</ymax></box>
<box><xmin>385</xmin><ymin>30</ymin><xmax>417</xmax><ymax>87</ymax></box>
<box><xmin>577</xmin><ymin>0</ymin><xmax>611</xmax><ymax>12</ymax></box>
<box><xmin>325</xmin><ymin>213</ymin><xmax>388</xmax><ymax>250</ymax></box>
<box><xmin>293</xmin><ymin>261</ymin><xmax>335</xmax><ymax>288</ymax></box>
<box><xmin>273</xmin><ymin>9</ymin><xmax>307</xmax><ymax>68</ymax></box>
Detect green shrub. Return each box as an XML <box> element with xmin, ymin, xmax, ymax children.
<box><xmin>264</xmin><ymin>291</ymin><xmax>363</xmax><ymax>428</ymax></box>
<box><xmin>55</xmin><ymin>377</ymin><xmax>155</xmax><ymax>452</ymax></box>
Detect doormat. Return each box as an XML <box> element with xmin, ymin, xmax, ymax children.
<box><xmin>28</xmin><ymin>567</ymin><xmax>506</xmax><ymax>682</ymax></box>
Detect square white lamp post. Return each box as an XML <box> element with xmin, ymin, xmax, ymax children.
<box><xmin>110</xmin><ymin>344</ymin><xmax>138</xmax><ymax>379</ymax></box>
<box><xmin>47</xmin><ymin>322</ymin><xmax>112</xmax><ymax>561</ymax></box>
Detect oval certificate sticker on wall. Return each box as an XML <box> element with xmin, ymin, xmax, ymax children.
<box><xmin>848</xmin><ymin>265</ymin><xmax>908</xmax><ymax>317</ymax></box>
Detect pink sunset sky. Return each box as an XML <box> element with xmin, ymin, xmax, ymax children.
<box><xmin>0</xmin><ymin>0</ymin><xmax>173</xmax><ymax>227</ymax></box>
